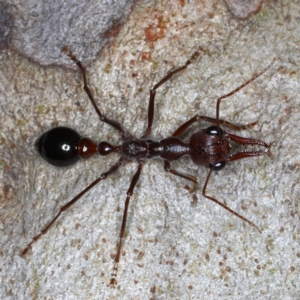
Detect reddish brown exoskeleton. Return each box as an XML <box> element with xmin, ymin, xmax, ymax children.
<box><xmin>21</xmin><ymin>47</ymin><xmax>275</xmax><ymax>287</ymax></box>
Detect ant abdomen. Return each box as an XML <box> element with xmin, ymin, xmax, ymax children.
<box><xmin>36</xmin><ymin>127</ymin><xmax>121</xmax><ymax>167</ymax></box>
<box><xmin>35</xmin><ymin>126</ymin><xmax>81</xmax><ymax>167</ymax></box>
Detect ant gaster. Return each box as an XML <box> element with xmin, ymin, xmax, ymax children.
<box><xmin>21</xmin><ymin>46</ymin><xmax>275</xmax><ymax>287</ymax></box>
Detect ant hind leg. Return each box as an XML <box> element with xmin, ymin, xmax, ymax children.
<box><xmin>62</xmin><ymin>46</ymin><xmax>128</xmax><ymax>138</ymax></box>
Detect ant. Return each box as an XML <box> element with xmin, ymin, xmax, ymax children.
<box><xmin>21</xmin><ymin>46</ymin><xmax>275</xmax><ymax>287</ymax></box>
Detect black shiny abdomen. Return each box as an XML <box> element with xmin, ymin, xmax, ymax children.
<box><xmin>35</xmin><ymin>126</ymin><xmax>81</xmax><ymax>167</ymax></box>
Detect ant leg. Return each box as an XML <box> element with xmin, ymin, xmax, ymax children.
<box><xmin>171</xmin><ymin>115</ymin><xmax>256</xmax><ymax>138</ymax></box>
<box><xmin>215</xmin><ymin>58</ymin><xmax>276</xmax><ymax>128</ymax></box>
<box><xmin>62</xmin><ymin>46</ymin><xmax>128</xmax><ymax>137</ymax></box>
<box><xmin>199</xmin><ymin>116</ymin><xmax>258</xmax><ymax>131</ymax></box>
<box><xmin>164</xmin><ymin>161</ymin><xmax>197</xmax><ymax>191</ymax></box>
<box><xmin>172</xmin><ymin>115</ymin><xmax>199</xmax><ymax>137</ymax></box>
<box><xmin>21</xmin><ymin>160</ymin><xmax>124</xmax><ymax>257</ymax></box>
<box><xmin>202</xmin><ymin>168</ymin><xmax>261</xmax><ymax>233</ymax></box>
<box><xmin>171</xmin><ymin>58</ymin><xmax>275</xmax><ymax>138</ymax></box>
<box><xmin>110</xmin><ymin>163</ymin><xmax>143</xmax><ymax>288</ymax></box>
<box><xmin>144</xmin><ymin>51</ymin><xmax>200</xmax><ymax>136</ymax></box>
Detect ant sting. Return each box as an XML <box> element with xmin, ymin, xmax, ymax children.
<box><xmin>21</xmin><ymin>46</ymin><xmax>275</xmax><ymax>287</ymax></box>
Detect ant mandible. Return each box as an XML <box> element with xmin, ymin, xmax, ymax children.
<box><xmin>21</xmin><ymin>46</ymin><xmax>275</xmax><ymax>287</ymax></box>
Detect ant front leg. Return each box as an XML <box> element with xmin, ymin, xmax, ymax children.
<box><xmin>144</xmin><ymin>51</ymin><xmax>200</xmax><ymax>137</ymax></box>
<box><xmin>172</xmin><ymin>115</ymin><xmax>258</xmax><ymax>137</ymax></box>
<box><xmin>215</xmin><ymin>58</ymin><xmax>276</xmax><ymax>131</ymax></box>
<box><xmin>198</xmin><ymin>116</ymin><xmax>258</xmax><ymax>131</ymax></box>
<box><xmin>110</xmin><ymin>163</ymin><xmax>143</xmax><ymax>288</ymax></box>
<box><xmin>62</xmin><ymin>46</ymin><xmax>129</xmax><ymax>139</ymax></box>
<box><xmin>172</xmin><ymin>58</ymin><xmax>276</xmax><ymax>138</ymax></box>
<box><xmin>202</xmin><ymin>168</ymin><xmax>262</xmax><ymax>233</ymax></box>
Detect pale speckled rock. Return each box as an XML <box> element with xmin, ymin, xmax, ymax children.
<box><xmin>0</xmin><ymin>0</ymin><xmax>299</xmax><ymax>299</ymax></box>
<box><xmin>223</xmin><ymin>0</ymin><xmax>264</xmax><ymax>19</ymax></box>
<box><xmin>5</xmin><ymin>0</ymin><xmax>135</xmax><ymax>66</ymax></box>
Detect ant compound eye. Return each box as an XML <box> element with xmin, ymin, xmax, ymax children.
<box><xmin>206</xmin><ymin>126</ymin><xmax>223</xmax><ymax>136</ymax></box>
<box><xmin>209</xmin><ymin>161</ymin><xmax>226</xmax><ymax>171</ymax></box>
<box><xmin>35</xmin><ymin>126</ymin><xmax>81</xmax><ymax>167</ymax></box>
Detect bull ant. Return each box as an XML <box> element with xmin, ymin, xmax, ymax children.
<box><xmin>21</xmin><ymin>47</ymin><xmax>275</xmax><ymax>286</ymax></box>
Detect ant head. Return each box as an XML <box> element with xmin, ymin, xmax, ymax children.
<box><xmin>189</xmin><ymin>127</ymin><xmax>230</xmax><ymax>168</ymax></box>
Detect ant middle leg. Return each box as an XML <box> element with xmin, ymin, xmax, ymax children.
<box><xmin>144</xmin><ymin>51</ymin><xmax>200</xmax><ymax>136</ymax></box>
<box><xmin>62</xmin><ymin>46</ymin><xmax>128</xmax><ymax>137</ymax></box>
<box><xmin>110</xmin><ymin>163</ymin><xmax>143</xmax><ymax>287</ymax></box>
